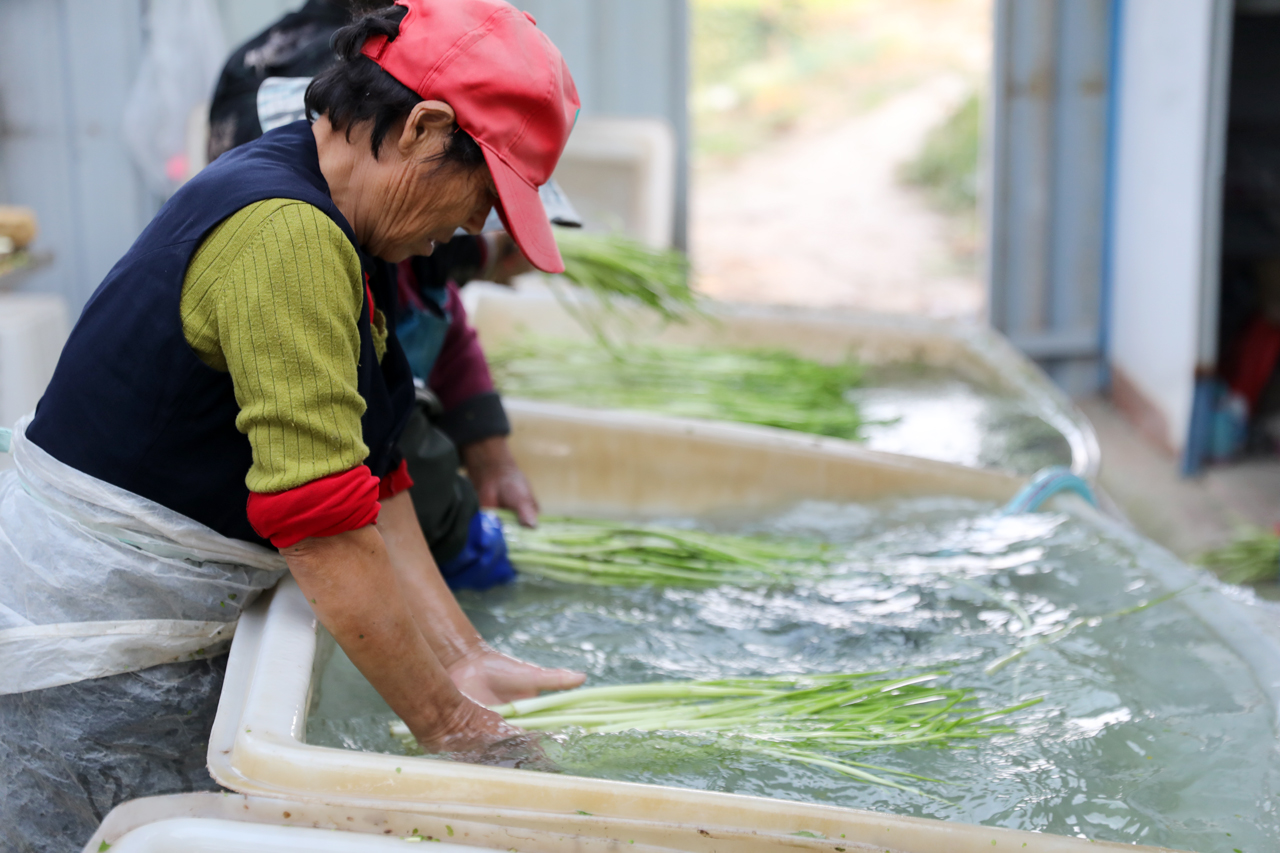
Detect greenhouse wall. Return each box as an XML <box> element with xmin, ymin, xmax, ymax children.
<box><xmin>0</xmin><ymin>0</ymin><xmax>689</xmax><ymax>318</ymax></box>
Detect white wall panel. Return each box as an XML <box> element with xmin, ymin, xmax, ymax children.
<box><xmin>1109</xmin><ymin>0</ymin><xmax>1222</xmax><ymax>452</ymax></box>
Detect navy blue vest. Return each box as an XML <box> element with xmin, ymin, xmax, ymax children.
<box><xmin>28</xmin><ymin>121</ymin><xmax>415</xmax><ymax>547</ymax></box>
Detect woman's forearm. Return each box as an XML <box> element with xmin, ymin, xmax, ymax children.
<box><xmin>375</xmin><ymin>491</ymin><xmax>486</xmax><ymax>667</ymax></box>
<box><xmin>376</xmin><ymin>491</ymin><xmax>586</xmax><ymax>705</ymax></box>
<box><xmin>282</xmin><ymin>524</ymin><xmax>511</xmax><ymax>750</ymax></box>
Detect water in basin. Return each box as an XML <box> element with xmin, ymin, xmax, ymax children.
<box><xmin>852</xmin><ymin>365</ymin><xmax>1071</xmax><ymax>475</ymax></box>
<box><xmin>307</xmin><ymin>499</ymin><xmax>1280</xmax><ymax>852</ymax></box>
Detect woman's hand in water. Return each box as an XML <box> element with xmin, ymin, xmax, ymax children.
<box><xmin>447</xmin><ymin>644</ymin><xmax>585</xmax><ymax>706</ymax></box>
<box><xmin>416</xmin><ymin>693</ymin><xmax>525</xmax><ymax>754</ymax></box>
<box><xmin>426</xmin><ymin>701</ymin><xmax>559</xmax><ymax>773</ymax></box>
<box><xmin>284</xmin><ymin>526</ymin><xmax>521</xmax><ymax>758</ymax></box>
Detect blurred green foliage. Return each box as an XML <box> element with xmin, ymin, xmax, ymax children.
<box><xmin>690</xmin><ymin>0</ymin><xmax>884</xmax><ymax>159</ymax></box>
<box><xmin>1199</xmin><ymin>527</ymin><xmax>1280</xmax><ymax>585</ymax></box>
<box><xmin>693</xmin><ymin>1</ymin><xmax>802</xmax><ymax>90</ymax></box>
<box><xmin>901</xmin><ymin>92</ymin><xmax>982</xmax><ymax>214</ymax></box>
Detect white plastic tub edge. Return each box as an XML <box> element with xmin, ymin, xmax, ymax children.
<box><xmin>103</xmin><ymin>817</ymin><xmax>459</xmax><ymax>853</ymax></box>
<box><xmin>955</xmin><ymin>325</ymin><xmax>1101</xmax><ymax>483</ymax></box>
<box><xmin>499</xmin><ymin>398</ymin><xmax>1026</xmax><ymax>517</ymax></box>
<box><xmin>1059</xmin><ymin>495</ymin><xmax>1280</xmax><ymax>734</ymax></box>
<box><xmin>84</xmin><ymin>793</ymin><xmax>688</xmax><ymax>853</ymax></box>
<box><xmin>462</xmin><ymin>287</ymin><xmax>1102</xmax><ymax>482</ymax></box>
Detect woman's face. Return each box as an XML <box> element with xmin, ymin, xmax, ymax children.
<box><xmin>360</xmin><ymin>102</ymin><xmax>500</xmax><ymax>263</ymax></box>
<box><xmin>370</xmin><ymin>155</ymin><xmax>497</xmax><ymax>263</ymax></box>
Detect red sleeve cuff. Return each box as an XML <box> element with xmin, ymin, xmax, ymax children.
<box><xmin>247</xmin><ymin>465</ymin><xmax>381</xmax><ymax>549</ymax></box>
<box><xmin>378</xmin><ymin>458</ymin><xmax>414</xmax><ymax>500</ymax></box>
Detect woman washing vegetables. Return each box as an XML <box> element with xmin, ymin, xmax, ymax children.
<box><xmin>0</xmin><ymin>2</ymin><xmax>582</xmax><ymax>848</ymax></box>
<box><xmin>206</xmin><ymin>0</ymin><xmax>573</xmax><ymax>593</ymax></box>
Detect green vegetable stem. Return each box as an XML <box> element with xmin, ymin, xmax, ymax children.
<box><xmin>549</xmin><ymin>230</ymin><xmax>698</xmax><ymax>346</ymax></box>
<box><xmin>492</xmin><ymin>337</ymin><xmax>865</xmax><ymax>440</ymax></box>
<box><xmin>504</xmin><ymin>516</ymin><xmax>830</xmax><ymax>587</ymax></box>
<box><xmin>391</xmin><ymin>671</ymin><xmax>1040</xmax><ymax>799</ymax></box>
<box><xmin>1199</xmin><ymin>527</ymin><xmax>1280</xmax><ymax>585</ymax></box>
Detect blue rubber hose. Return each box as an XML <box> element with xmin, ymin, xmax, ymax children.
<box><xmin>1001</xmin><ymin>466</ymin><xmax>1098</xmax><ymax>515</ymax></box>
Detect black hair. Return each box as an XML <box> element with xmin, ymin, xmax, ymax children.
<box><xmin>304</xmin><ymin>4</ymin><xmax>486</xmax><ymax>169</ymax></box>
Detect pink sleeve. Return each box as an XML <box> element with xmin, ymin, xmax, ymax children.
<box><xmin>427</xmin><ymin>282</ymin><xmax>496</xmax><ymax>411</ymax></box>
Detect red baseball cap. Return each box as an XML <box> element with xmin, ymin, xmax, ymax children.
<box><xmin>361</xmin><ymin>0</ymin><xmax>579</xmax><ymax>273</ymax></box>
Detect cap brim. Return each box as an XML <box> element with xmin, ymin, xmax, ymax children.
<box><xmin>481</xmin><ymin>144</ymin><xmax>564</xmax><ymax>274</ymax></box>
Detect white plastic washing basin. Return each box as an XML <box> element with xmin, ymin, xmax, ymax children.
<box><xmin>463</xmin><ymin>286</ymin><xmax>1102</xmax><ymax>481</ymax></box>
<box><xmin>85</xmin><ymin>793</ymin><xmax>684</xmax><ymax>853</ymax></box>
<box><xmin>205</xmin><ymin>404</ymin><xmax>1224</xmax><ymax>853</ymax></box>
<box><xmin>107</xmin><ymin>818</ymin><xmax>448</xmax><ymax>853</ymax></box>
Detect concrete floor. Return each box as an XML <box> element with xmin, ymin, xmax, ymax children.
<box><xmin>1080</xmin><ymin>396</ymin><xmax>1280</xmax><ymax>561</ymax></box>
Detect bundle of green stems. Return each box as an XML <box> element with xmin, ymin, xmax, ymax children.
<box><xmin>504</xmin><ymin>517</ymin><xmax>827</xmax><ymax>586</ymax></box>
<box><xmin>391</xmin><ymin>671</ymin><xmax>1040</xmax><ymax>797</ymax></box>
<box><xmin>492</xmin><ymin>338</ymin><xmax>865</xmax><ymax>439</ymax></box>
<box><xmin>552</xmin><ymin>229</ymin><xmax>698</xmax><ymax>330</ymax></box>
<box><xmin>1199</xmin><ymin>527</ymin><xmax>1280</xmax><ymax>584</ymax></box>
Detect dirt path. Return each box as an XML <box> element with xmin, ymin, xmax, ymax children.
<box><xmin>691</xmin><ymin>74</ymin><xmax>983</xmax><ymax>320</ymax></box>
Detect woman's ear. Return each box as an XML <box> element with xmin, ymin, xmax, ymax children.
<box><xmin>398</xmin><ymin>100</ymin><xmax>457</xmax><ymax>158</ymax></box>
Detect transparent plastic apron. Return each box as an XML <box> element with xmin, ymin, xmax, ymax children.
<box><xmin>0</xmin><ymin>415</ymin><xmax>286</xmax><ymax>694</ymax></box>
